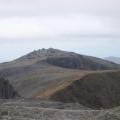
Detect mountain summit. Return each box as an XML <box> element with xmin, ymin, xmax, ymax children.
<box><xmin>19</xmin><ymin>48</ymin><xmax>76</xmax><ymax>60</ymax></box>
<box><xmin>15</xmin><ymin>48</ymin><xmax>119</xmax><ymax>70</ymax></box>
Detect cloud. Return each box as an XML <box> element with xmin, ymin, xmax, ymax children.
<box><xmin>0</xmin><ymin>14</ymin><xmax>119</xmax><ymax>39</ymax></box>
<box><xmin>0</xmin><ymin>0</ymin><xmax>120</xmax><ymax>17</ymax></box>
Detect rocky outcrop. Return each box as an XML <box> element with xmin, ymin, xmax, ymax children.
<box><xmin>0</xmin><ymin>77</ymin><xmax>19</xmax><ymax>99</ymax></box>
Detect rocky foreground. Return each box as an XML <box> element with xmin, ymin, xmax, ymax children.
<box><xmin>0</xmin><ymin>99</ymin><xmax>120</xmax><ymax>120</ymax></box>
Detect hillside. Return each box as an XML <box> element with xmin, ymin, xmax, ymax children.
<box><xmin>0</xmin><ymin>62</ymin><xmax>90</xmax><ymax>98</ymax></box>
<box><xmin>0</xmin><ymin>48</ymin><xmax>119</xmax><ymax>99</ymax></box>
<box><xmin>50</xmin><ymin>70</ymin><xmax>120</xmax><ymax>109</ymax></box>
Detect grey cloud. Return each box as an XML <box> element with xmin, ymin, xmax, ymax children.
<box><xmin>0</xmin><ymin>0</ymin><xmax>120</xmax><ymax>17</ymax></box>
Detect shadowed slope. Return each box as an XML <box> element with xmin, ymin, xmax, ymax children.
<box><xmin>50</xmin><ymin>70</ymin><xmax>120</xmax><ymax>109</ymax></box>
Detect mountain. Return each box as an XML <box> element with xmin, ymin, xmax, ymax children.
<box><xmin>1</xmin><ymin>48</ymin><xmax>119</xmax><ymax>70</ymax></box>
<box><xmin>104</xmin><ymin>57</ymin><xmax>120</xmax><ymax>64</ymax></box>
<box><xmin>19</xmin><ymin>48</ymin><xmax>120</xmax><ymax>70</ymax></box>
<box><xmin>0</xmin><ymin>48</ymin><xmax>120</xmax><ymax>109</ymax></box>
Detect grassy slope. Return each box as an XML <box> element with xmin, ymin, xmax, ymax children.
<box><xmin>50</xmin><ymin>70</ymin><xmax>120</xmax><ymax>109</ymax></box>
<box><xmin>0</xmin><ymin>48</ymin><xmax>120</xmax><ymax>109</ymax></box>
<box><xmin>0</xmin><ymin>61</ymin><xmax>92</xmax><ymax>98</ymax></box>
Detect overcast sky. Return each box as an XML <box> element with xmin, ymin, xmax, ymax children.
<box><xmin>0</xmin><ymin>0</ymin><xmax>120</xmax><ymax>63</ymax></box>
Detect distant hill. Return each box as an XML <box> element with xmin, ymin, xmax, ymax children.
<box><xmin>104</xmin><ymin>57</ymin><xmax>120</xmax><ymax>64</ymax></box>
